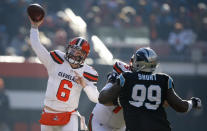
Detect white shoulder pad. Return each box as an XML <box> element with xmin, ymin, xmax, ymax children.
<box><xmin>49</xmin><ymin>50</ymin><xmax>65</xmax><ymax>64</ymax></box>
<box><xmin>113</xmin><ymin>61</ymin><xmax>130</xmax><ymax>74</ymax></box>
<box><xmin>83</xmin><ymin>64</ymin><xmax>98</xmax><ymax>83</ymax></box>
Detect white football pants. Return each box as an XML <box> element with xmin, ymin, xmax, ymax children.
<box><xmin>89</xmin><ymin>115</ymin><xmax>125</xmax><ymax>131</ymax></box>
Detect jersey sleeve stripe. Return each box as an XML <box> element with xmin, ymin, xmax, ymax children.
<box><xmin>119</xmin><ymin>74</ymin><xmax>125</xmax><ymax>87</ymax></box>
<box><xmin>113</xmin><ymin>106</ymin><xmax>122</xmax><ymax>114</ymax></box>
<box><xmin>113</xmin><ymin>63</ymin><xmax>123</xmax><ymax>74</ymax></box>
<box><xmin>168</xmin><ymin>78</ymin><xmax>172</xmax><ymax>89</ymax></box>
<box><xmin>50</xmin><ymin>51</ymin><xmax>64</xmax><ymax>64</ymax></box>
<box><xmin>83</xmin><ymin>72</ymin><xmax>98</xmax><ymax>82</ymax></box>
<box><xmin>88</xmin><ymin>113</ymin><xmax>93</xmax><ymax>131</ymax></box>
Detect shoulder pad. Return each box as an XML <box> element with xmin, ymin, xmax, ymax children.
<box><xmin>122</xmin><ymin>71</ymin><xmax>132</xmax><ymax>77</ymax></box>
<box><xmin>83</xmin><ymin>65</ymin><xmax>98</xmax><ymax>82</ymax></box>
<box><xmin>167</xmin><ymin>76</ymin><xmax>174</xmax><ymax>89</ymax></box>
<box><xmin>50</xmin><ymin>50</ymin><xmax>64</xmax><ymax>64</ymax></box>
<box><xmin>113</xmin><ymin>61</ymin><xmax>130</xmax><ymax>74</ymax></box>
<box><xmin>119</xmin><ymin>73</ymin><xmax>126</xmax><ymax>87</ymax></box>
<box><xmin>157</xmin><ymin>73</ymin><xmax>171</xmax><ymax>79</ymax></box>
<box><xmin>157</xmin><ymin>73</ymin><xmax>174</xmax><ymax>89</ymax></box>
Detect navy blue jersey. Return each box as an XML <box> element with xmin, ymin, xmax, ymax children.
<box><xmin>118</xmin><ymin>71</ymin><xmax>173</xmax><ymax>131</ymax></box>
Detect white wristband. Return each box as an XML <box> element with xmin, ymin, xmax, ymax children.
<box><xmin>187</xmin><ymin>100</ymin><xmax>193</xmax><ymax>112</ymax></box>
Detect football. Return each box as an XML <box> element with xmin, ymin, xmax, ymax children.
<box><xmin>27</xmin><ymin>3</ymin><xmax>45</xmax><ymax>22</ymax></box>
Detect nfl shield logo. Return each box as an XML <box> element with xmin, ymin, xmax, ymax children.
<box><xmin>53</xmin><ymin>116</ymin><xmax>58</xmax><ymax>121</ymax></box>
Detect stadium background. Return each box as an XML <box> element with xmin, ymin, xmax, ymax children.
<box><xmin>0</xmin><ymin>0</ymin><xmax>207</xmax><ymax>131</ymax></box>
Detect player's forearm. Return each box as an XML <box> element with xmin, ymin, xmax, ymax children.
<box><xmin>169</xmin><ymin>99</ymin><xmax>190</xmax><ymax>113</ymax></box>
<box><xmin>98</xmin><ymin>83</ymin><xmax>120</xmax><ymax>105</ymax></box>
<box><xmin>167</xmin><ymin>88</ymin><xmax>192</xmax><ymax>112</ymax></box>
<box><xmin>84</xmin><ymin>85</ymin><xmax>99</xmax><ymax>103</ymax></box>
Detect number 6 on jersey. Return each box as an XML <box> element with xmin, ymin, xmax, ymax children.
<box><xmin>56</xmin><ymin>80</ymin><xmax>72</xmax><ymax>102</ymax></box>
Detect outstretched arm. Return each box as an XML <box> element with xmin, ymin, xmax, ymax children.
<box><xmin>166</xmin><ymin>88</ymin><xmax>202</xmax><ymax>112</ymax></box>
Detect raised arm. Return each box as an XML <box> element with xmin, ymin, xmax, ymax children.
<box><xmin>29</xmin><ymin>17</ymin><xmax>52</xmax><ymax>67</ymax></box>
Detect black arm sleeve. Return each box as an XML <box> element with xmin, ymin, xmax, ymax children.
<box><xmin>98</xmin><ymin>81</ymin><xmax>121</xmax><ymax>106</ymax></box>
<box><xmin>166</xmin><ymin>88</ymin><xmax>189</xmax><ymax>112</ymax></box>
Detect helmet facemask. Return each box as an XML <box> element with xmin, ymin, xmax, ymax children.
<box><xmin>132</xmin><ymin>60</ymin><xmax>157</xmax><ymax>72</ymax></box>
<box><xmin>65</xmin><ymin>45</ymin><xmax>87</xmax><ymax>66</ymax></box>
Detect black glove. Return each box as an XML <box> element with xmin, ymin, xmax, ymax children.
<box><xmin>191</xmin><ymin>97</ymin><xmax>202</xmax><ymax>109</ymax></box>
<box><xmin>107</xmin><ymin>72</ymin><xmax>119</xmax><ymax>83</ymax></box>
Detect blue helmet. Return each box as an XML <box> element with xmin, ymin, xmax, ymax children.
<box><xmin>131</xmin><ymin>47</ymin><xmax>158</xmax><ymax>72</ymax></box>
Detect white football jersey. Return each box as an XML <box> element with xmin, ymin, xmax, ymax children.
<box><xmin>92</xmin><ymin>61</ymin><xmax>130</xmax><ymax>129</ymax></box>
<box><xmin>30</xmin><ymin>28</ymin><xmax>99</xmax><ymax>112</ymax></box>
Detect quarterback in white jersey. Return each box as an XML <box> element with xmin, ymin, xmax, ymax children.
<box><xmin>88</xmin><ymin>61</ymin><xmax>131</xmax><ymax>131</ymax></box>
<box><xmin>29</xmin><ymin>16</ymin><xmax>99</xmax><ymax>131</ymax></box>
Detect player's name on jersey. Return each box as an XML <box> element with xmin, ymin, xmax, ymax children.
<box><xmin>58</xmin><ymin>72</ymin><xmax>75</xmax><ymax>82</ymax></box>
<box><xmin>138</xmin><ymin>73</ymin><xmax>156</xmax><ymax>81</ymax></box>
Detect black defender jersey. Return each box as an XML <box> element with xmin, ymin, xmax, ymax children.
<box><xmin>118</xmin><ymin>71</ymin><xmax>173</xmax><ymax>131</ymax></box>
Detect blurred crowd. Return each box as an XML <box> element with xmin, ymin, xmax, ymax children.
<box><xmin>84</xmin><ymin>0</ymin><xmax>207</xmax><ymax>57</ymax></box>
<box><xmin>0</xmin><ymin>0</ymin><xmax>207</xmax><ymax>61</ymax></box>
<box><xmin>84</xmin><ymin>0</ymin><xmax>207</xmax><ymax>40</ymax></box>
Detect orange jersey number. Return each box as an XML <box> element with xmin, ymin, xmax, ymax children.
<box><xmin>56</xmin><ymin>80</ymin><xmax>72</xmax><ymax>102</ymax></box>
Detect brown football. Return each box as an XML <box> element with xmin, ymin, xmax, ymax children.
<box><xmin>27</xmin><ymin>3</ymin><xmax>45</xmax><ymax>22</ymax></box>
